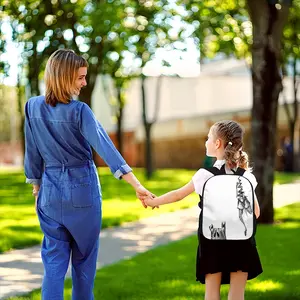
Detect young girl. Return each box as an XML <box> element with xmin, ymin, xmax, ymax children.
<box><xmin>145</xmin><ymin>120</ymin><xmax>262</xmax><ymax>300</ymax></box>
<box><xmin>24</xmin><ymin>49</ymin><xmax>153</xmax><ymax>299</ymax></box>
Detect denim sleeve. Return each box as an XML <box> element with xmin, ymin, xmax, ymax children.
<box><xmin>79</xmin><ymin>103</ymin><xmax>132</xmax><ymax>179</ymax></box>
<box><xmin>24</xmin><ymin>101</ymin><xmax>43</xmax><ymax>185</ymax></box>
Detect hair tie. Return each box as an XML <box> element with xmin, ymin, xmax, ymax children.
<box><xmin>228</xmin><ymin>141</ymin><xmax>233</xmax><ymax>146</ymax></box>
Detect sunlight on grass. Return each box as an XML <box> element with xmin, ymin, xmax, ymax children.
<box><xmin>103</xmin><ymin>194</ymin><xmax>198</xmax><ymax>218</ymax></box>
<box><xmin>285</xmin><ymin>269</ymin><xmax>300</xmax><ymax>276</ymax></box>
<box><xmin>6</xmin><ymin>203</ymin><xmax>300</xmax><ymax>300</ymax></box>
<box><xmin>248</xmin><ymin>280</ymin><xmax>284</xmax><ymax>292</ymax></box>
<box><xmin>275</xmin><ymin>203</ymin><xmax>300</xmax><ymax>223</ymax></box>
<box><xmin>0</xmin><ymin>167</ymin><xmax>299</xmax><ymax>253</ymax></box>
<box><xmin>158</xmin><ymin>279</ymin><xmax>187</xmax><ymax>288</ymax></box>
<box><xmin>276</xmin><ymin>222</ymin><xmax>300</xmax><ymax>229</ymax></box>
<box><xmin>274</xmin><ymin>172</ymin><xmax>300</xmax><ymax>185</ymax></box>
<box><xmin>0</xmin><ymin>167</ymin><xmax>23</xmax><ymax>173</ymax></box>
<box><xmin>0</xmin><ymin>167</ymin><xmax>199</xmax><ymax>253</ymax></box>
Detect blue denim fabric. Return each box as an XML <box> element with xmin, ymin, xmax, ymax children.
<box><xmin>37</xmin><ymin>161</ymin><xmax>101</xmax><ymax>299</ymax></box>
<box><xmin>24</xmin><ymin>95</ymin><xmax>132</xmax><ymax>185</ymax></box>
<box><xmin>24</xmin><ymin>95</ymin><xmax>132</xmax><ymax>299</ymax></box>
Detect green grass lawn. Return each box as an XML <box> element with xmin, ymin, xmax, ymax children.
<box><xmin>0</xmin><ymin>168</ymin><xmax>300</xmax><ymax>254</ymax></box>
<box><xmin>0</xmin><ymin>167</ymin><xmax>198</xmax><ymax>253</ymax></box>
<box><xmin>7</xmin><ymin>202</ymin><xmax>300</xmax><ymax>300</ymax></box>
<box><xmin>273</xmin><ymin>171</ymin><xmax>300</xmax><ymax>185</ymax></box>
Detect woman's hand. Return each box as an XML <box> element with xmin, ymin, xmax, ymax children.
<box><xmin>135</xmin><ymin>185</ymin><xmax>158</xmax><ymax>209</ymax></box>
<box><xmin>35</xmin><ymin>195</ymin><xmax>38</xmax><ymax>212</ymax></box>
<box><xmin>32</xmin><ymin>185</ymin><xmax>39</xmax><ymax>212</ymax></box>
<box><xmin>120</xmin><ymin>172</ymin><xmax>159</xmax><ymax>209</ymax></box>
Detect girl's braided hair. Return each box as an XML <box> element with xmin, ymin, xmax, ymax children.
<box><xmin>212</xmin><ymin>120</ymin><xmax>249</xmax><ymax>170</ymax></box>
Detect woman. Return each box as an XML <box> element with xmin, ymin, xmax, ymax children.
<box><xmin>24</xmin><ymin>49</ymin><xmax>153</xmax><ymax>299</ymax></box>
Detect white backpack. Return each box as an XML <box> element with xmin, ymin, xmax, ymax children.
<box><xmin>201</xmin><ymin>165</ymin><xmax>255</xmax><ymax>240</ymax></box>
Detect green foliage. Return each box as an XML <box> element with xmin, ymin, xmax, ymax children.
<box><xmin>181</xmin><ymin>0</ymin><xmax>299</xmax><ymax>70</ymax></box>
<box><xmin>181</xmin><ymin>0</ymin><xmax>251</xmax><ymax>62</ymax></box>
<box><xmin>282</xmin><ymin>0</ymin><xmax>300</xmax><ymax>66</ymax></box>
<box><xmin>0</xmin><ymin>85</ymin><xmax>19</xmax><ymax>142</ymax></box>
<box><xmin>1</xmin><ymin>0</ymin><xmax>176</xmax><ymax>103</ymax></box>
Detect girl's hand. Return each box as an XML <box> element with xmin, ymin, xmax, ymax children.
<box><xmin>135</xmin><ymin>185</ymin><xmax>159</xmax><ymax>209</ymax></box>
<box><xmin>144</xmin><ymin>195</ymin><xmax>158</xmax><ymax>208</ymax></box>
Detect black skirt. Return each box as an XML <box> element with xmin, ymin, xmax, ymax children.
<box><xmin>196</xmin><ymin>234</ymin><xmax>263</xmax><ymax>284</ymax></box>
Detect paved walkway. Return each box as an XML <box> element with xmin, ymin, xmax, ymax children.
<box><xmin>1</xmin><ymin>182</ymin><xmax>300</xmax><ymax>299</ymax></box>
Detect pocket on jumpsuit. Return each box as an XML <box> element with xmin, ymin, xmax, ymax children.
<box><xmin>71</xmin><ymin>182</ymin><xmax>93</xmax><ymax>208</ymax></box>
<box><xmin>40</xmin><ymin>184</ymin><xmax>53</xmax><ymax>207</ymax></box>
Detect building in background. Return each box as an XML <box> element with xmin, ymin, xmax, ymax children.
<box><xmin>1</xmin><ymin>58</ymin><xmax>298</xmax><ymax>170</ymax></box>
<box><xmin>91</xmin><ymin>58</ymin><xmax>298</xmax><ymax>170</ymax></box>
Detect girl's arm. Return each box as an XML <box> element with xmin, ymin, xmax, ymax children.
<box><xmin>145</xmin><ymin>181</ymin><xmax>195</xmax><ymax>207</ymax></box>
<box><xmin>122</xmin><ymin>172</ymin><xmax>154</xmax><ymax>208</ymax></box>
<box><xmin>254</xmin><ymin>193</ymin><xmax>260</xmax><ymax>219</ymax></box>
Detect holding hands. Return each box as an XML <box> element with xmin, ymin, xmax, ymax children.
<box><xmin>135</xmin><ymin>185</ymin><xmax>159</xmax><ymax>209</ymax></box>
<box><xmin>121</xmin><ymin>172</ymin><xmax>158</xmax><ymax>209</ymax></box>
<box><xmin>144</xmin><ymin>195</ymin><xmax>158</xmax><ymax>208</ymax></box>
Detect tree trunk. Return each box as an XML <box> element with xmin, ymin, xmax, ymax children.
<box><xmin>145</xmin><ymin>122</ymin><xmax>153</xmax><ymax>179</ymax></box>
<box><xmin>17</xmin><ymin>79</ymin><xmax>25</xmax><ymax>165</ymax></box>
<box><xmin>79</xmin><ymin>85</ymin><xmax>93</xmax><ymax>107</ymax></box>
<box><xmin>116</xmin><ymin>86</ymin><xmax>124</xmax><ymax>155</ymax></box>
<box><xmin>78</xmin><ymin>60</ymin><xmax>102</xmax><ymax>107</ymax></box>
<box><xmin>291</xmin><ymin>57</ymin><xmax>299</xmax><ymax>171</ymax></box>
<box><xmin>248</xmin><ymin>0</ymin><xmax>290</xmax><ymax>223</ymax></box>
<box><xmin>141</xmin><ymin>75</ymin><xmax>154</xmax><ymax>179</ymax></box>
<box><xmin>27</xmin><ymin>51</ymin><xmax>41</xmax><ymax>97</ymax></box>
<box><xmin>79</xmin><ymin>72</ymin><xmax>96</xmax><ymax>107</ymax></box>
<box><xmin>79</xmin><ymin>42</ymin><xmax>103</xmax><ymax>107</ymax></box>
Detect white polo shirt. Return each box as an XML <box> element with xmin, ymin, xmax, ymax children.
<box><xmin>192</xmin><ymin>159</ymin><xmax>258</xmax><ymax>196</ymax></box>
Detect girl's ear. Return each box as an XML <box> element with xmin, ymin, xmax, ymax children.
<box><xmin>215</xmin><ymin>138</ymin><xmax>222</xmax><ymax>149</ymax></box>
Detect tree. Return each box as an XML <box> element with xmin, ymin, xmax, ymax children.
<box><xmin>141</xmin><ymin>74</ymin><xmax>163</xmax><ymax>178</ymax></box>
<box><xmin>3</xmin><ymin>0</ymin><xmax>177</xmax><ymax>173</ymax></box>
<box><xmin>248</xmin><ymin>0</ymin><xmax>291</xmax><ymax>223</ymax></box>
<box><xmin>3</xmin><ymin>0</ymin><xmax>82</xmax><ymax>96</ymax></box>
<box><xmin>281</xmin><ymin>0</ymin><xmax>300</xmax><ymax>171</ymax></box>
<box><xmin>182</xmin><ymin>1</ymin><xmax>252</xmax><ymax>62</ymax></box>
<box><xmin>181</xmin><ymin>0</ymin><xmax>292</xmax><ymax>223</ymax></box>
<box><xmin>3</xmin><ymin>0</ymin><xmax>137</xmax><ymax>107</ymax></box>
<box><xmin>126</xmin><ymin>0</ymin><xmax>174</xmax><ymax>178</ymax></box>
<box><xmin>101</xmin><ymin>63</ymin><xmax>134</xmax><ymax>155</ymax></box>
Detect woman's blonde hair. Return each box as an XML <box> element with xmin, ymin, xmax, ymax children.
<box><xmin>212</xmin><ymin>120</ymin><xmax>250</xmax><ymax>170</ymax></box>
<box><xmin>45</xmin><ymin>49</ymin><xmax>88</xmax><ymax>107</ymax></box>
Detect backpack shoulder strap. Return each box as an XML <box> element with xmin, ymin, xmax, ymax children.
<box><xmin>233</xmin><ymin>167</ymin><xmax>246</xmax><ymax>176</ymax></box>
<box><xmin>203</xmin><ymin>166</ymin><xmax>224</xmax><ymax>176</ymax></box>
<box><xmin>204</xmin><ymin>165</ymin><xmax>247</xmax><ymax>176</ymax></box>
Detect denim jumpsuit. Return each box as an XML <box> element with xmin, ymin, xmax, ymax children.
<box><xmin>24</xmin><ymin>96</ymin><xmax>132</xmax><ymax>299</ymax></box>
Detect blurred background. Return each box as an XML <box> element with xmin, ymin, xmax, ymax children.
<box><xmin>0</xmin><ymin>0</ymin><xmax>299</xmax><ymax>223</ymax></box>
<box><xmin>0</xmin><ymin>2</ymin><xmax>300</xmax><ymax>299</ymax></box>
